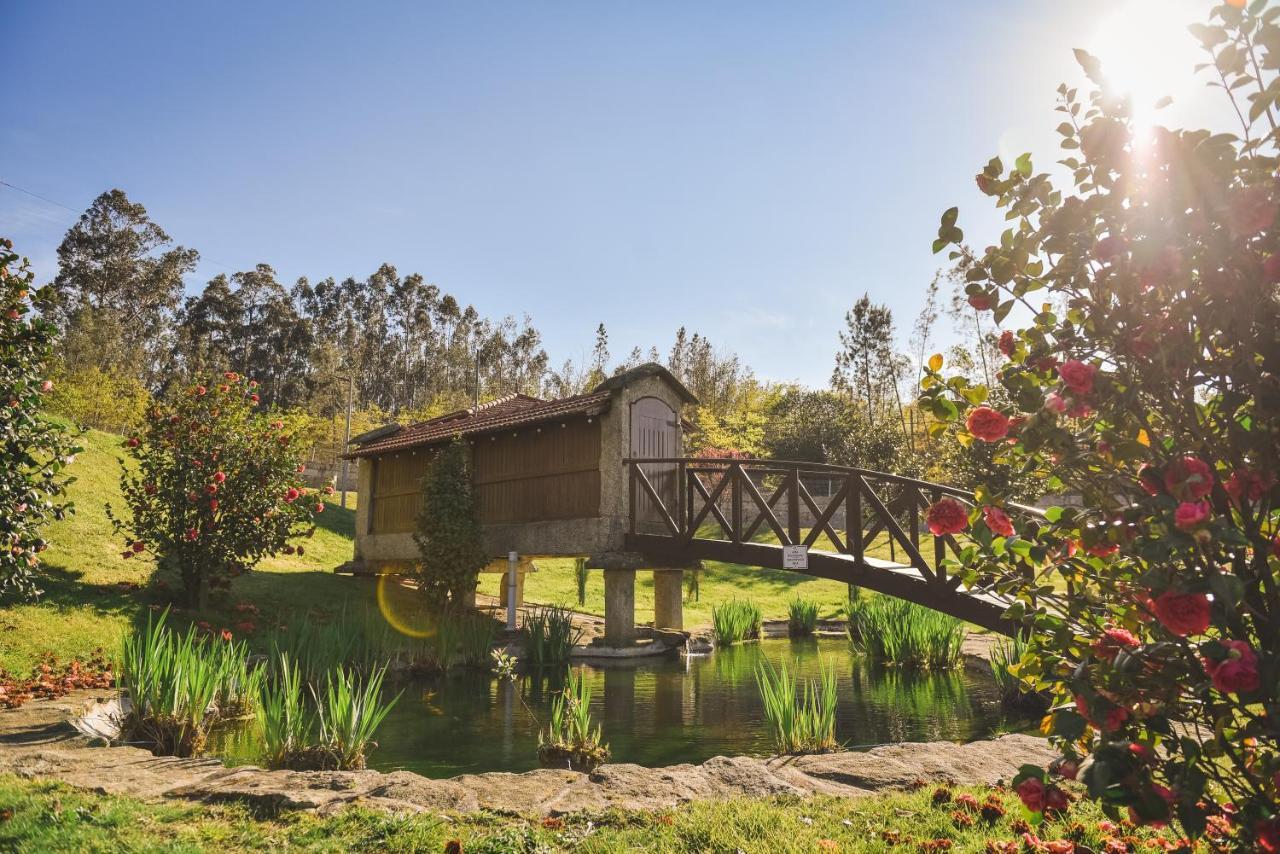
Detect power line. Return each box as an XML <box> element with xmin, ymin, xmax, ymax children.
<box><xmin>0</xmin><ymin>178</ymin><xmax>240</xmax><ymax>273</ymax></box>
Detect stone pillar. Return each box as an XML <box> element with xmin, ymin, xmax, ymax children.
<box><xmin>498</xmin><ymin>565</ymin><xmax>526</xmax><ymax>610</ymax></box>
<box><xmin>653</xmin><ymin>569</ymin><xmax>684</xmax><ymax>631</ymax></box>
<box><xmin>603</xmin><ymin>568</ymin><xmax>636</xmax><ymax>647</ymax></box>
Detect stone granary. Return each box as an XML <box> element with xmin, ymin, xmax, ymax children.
<box><xmin>344</xmin><ymin>363</ymin><xmax>698</xmax><ymax>645</ymax></box>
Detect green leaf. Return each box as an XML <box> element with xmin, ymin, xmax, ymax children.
<box><xmin>1043</xmin><ymin>506</ymin><xmax>1064</xmax><ymax>523</ymax></box>
<box><xmin>1015</xmin><ymin>152</ymin><xmax>1033</xmax><ymax>177</ymax></box>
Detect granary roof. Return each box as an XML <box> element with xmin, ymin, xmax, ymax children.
<box><xmin>346</xmin><ymin>390</ymin><xmax>613</xmax><ymax>458</ymax></box>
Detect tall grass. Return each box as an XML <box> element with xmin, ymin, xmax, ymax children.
<box><xmin>255</xmin><ymin>652</ymin><xmax>312</xmax><ymax>769</ymax></box>
<box><xmin>847</xmin><ymin>595</ymin><xmax>966</xmax><ymax>669</ymax></box>
<box><xmin>755</xmin><ymin>658</ymin><xmax>839</xmax><ymax>754</ymax></box>
<box><xmin>787</xmin><ymin>598</ymin><xmax>820</xmax><ymax>636</ymax></box>
<box><xmin>521</xmin><ymin>605</ymin><xmax>582</xmax><ymax>668</ymax></box>
<box><xmin>117</xmin><ymin>609</ymin><xmax>257</xmax><ymax>756</ymax></box>
<box><xmin>314</xmin><ymin>665</ymin><xmax>400</xmax><ymax>771</ymax></box>
<box><xmin>538</xmin><ymin>667</ymin><xmax>610</xmax><ymax>771</ymax></box>
<box><xmin>711</xmin><ymin>599</ymin><xmax>763</xmax><ymax>645</ymax></box>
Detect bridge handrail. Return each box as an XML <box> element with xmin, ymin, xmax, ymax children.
<box><xmin>620</xmin><ymin>456</ymin><xmax>1045</xmax><ymax>519</ymax></box>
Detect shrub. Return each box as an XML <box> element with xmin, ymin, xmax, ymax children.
<box><xmin>787</xmin><ymin>598</ymin><xmax>820</xmax><ymax>636</ymax></box>
<box><xmin>538</xmin><ymin>668</ymin><xmax>609</xmax><ymax>772</ymax></box>
<box><xmin>413</xmin><ymin>436</ymin><xmax>487</xmax><ymax>610</ymax></box>
<box><xmin>919</xmin><ymin>4</ymin><xmax>1280</xmax><ymax>842</ymax></box>
<box><xmin>711</xmin><ymin>599</ymin><xmax>763</xmax><ymax>645</ymax></box>
<box><xmin>756</xmin><ymin>658</ymin><xmax>839</xmax><ymax>754</ymax></box>
<box><xmin>847</xmin><ymin>595</ymin><xmax>965</xmax><ymax>669</ymax></box>
<box><xmin>45</xmin><ymin>363</ymin><xmax>149</xmax><ymax>434</ymax></box>
<box><xmin>0</xmin><ymin>238</ymin><xmax>82</xmax><ymax>602</ymax></box>
<box><xmin>520</xmin><ymin>605</ymin><xmax>582</xmax><ymax>669</ymax></box>
<box><xmin>110</xmin><ymin>374</ymin><xmax>315</xmax><ymax>607</ymax></box>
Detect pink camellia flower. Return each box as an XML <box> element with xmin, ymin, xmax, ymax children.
<box><xmin>1084</xmin><ymin>540</ymin><xmax>1118</xmax><ymax>558</ymax></box>
<box><xmin>1153</xmin><ymin>590</ymin><xmax>1211</xmax><ymax>637</ymax></box>
<box><xmin>313</xmin><ymin>502</ymin><xmax>325</xmax><ymax>513</ymax></box>
<box><xmin>1054</xmin><ymin>758</ymin><xmax>1080</xmax><ymax>781</ymax></box>
<box><xmin>1073</xmin><ymin>694</ymin><xmax>1129</xmax><ymax>732</ymax></box>
<box><xmin>284</xmin><ymin>487</ymin><xmax>300</xmax><ymax>503</ymax></box>
<box><xmin>1066</xmin><ymin>398</ymin><xmax>1093</xmax><ymax>419</ymax></box>
<box><xmin>982</xmin><ymin>505</ymin><xmax>1015</xmax><ymax>537</ymax></box>
<box><xmin>1044</xmin><ymin>391</ymin><xmax>1068</xmax><ymax>414</ymax></box>
<box><xmin>968</xmin><ymin>292</ymin><xmax>994</xmax><ymax>311</ymax></box>
<box><xmin>1163</xmin><ymin>456</ymin><xmax>1214</xmax><ymax>501</ymax></box>
<box><xmin>213</xmin><ymin>471</ymin><xmax>226</xmax><ymax>483</ymax></box>
<box><xmin>925</xmin><ymin>498</ymin><xmax>969</xmax><ymax>536</ymax></box>
<box><xmin>1091</xmin><ymin>626</ymin><xmax>1139</xmax><ymax>662</ymax></box>
<box><xmin>1015</xmin><ymin>777</ymin><xmax>1047</xmax><ymax>812</ymax></box>
<box><xmin>183</xmin><ymin>527</ymin><xmax>199</xmax><ymax>542</ymax></box>
<box><xmin>39</xmin><ymin>379</ymin><xmax>53</xmax><ymax>393</ymax></box>
<box><xmin>1224</xmin><ymin>468</ymin><xmax>1274</xmax><ymax>504</ymax></box>
<box><xmin>209</xmin><ymin>499</ymin><xmax>219</xmax><ymax>512</ymax></box>
<box><xmin>1044</xmin><ymin>786</ymin><xmax>1070</xmax><ymax>814</ymax></box>
<box><xmin>1203</xmin><ymin>639</ymin><xmax>1260</xmax><ymax>695</ymax></box>
<box><xmin>249</xmin><ymin>393</ymin><xmax>260</xmax><ymax>404</ymax></box>
<box><xmin>194</xmin><ymin>384</ymin><xmax>207</xmax><ymax>396</ymax></box>
<box><xmin>204</xmin><ymin>483</ymin><xmax>218</xmax><ymax>495</ymax></box>
<box><xmin>966</xmin><ymin>406</ymin><xmax>1010</xmax><ymax>442</ymax></box>
<box><xmin>998</xmin><ymin>330</ymin><xmax>1015</xmax><ymax>357</ymax></box>
<box><xmin>1174</xmin><ymin>500</ymin><xmax>1211</xmax><ymax>531</ymax></box>
<box><xmin>1058</xmin><ymin>360</ymin><xmax>1098</xmax><ymax>395</ymax></box>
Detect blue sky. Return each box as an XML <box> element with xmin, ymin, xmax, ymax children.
<box><xmin>3</xmin><ymin>1</ymin><xmax>1220</xmax><ymax>386</ymax></box>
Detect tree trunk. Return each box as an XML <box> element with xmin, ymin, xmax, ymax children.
<box><xmin>184</xmin><ymin>570</ymin><xmax>206</xmax><ymax>610</ymax></box>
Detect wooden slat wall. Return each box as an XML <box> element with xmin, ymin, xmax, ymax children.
<box><xmin>367</xmin><ymin>418</ymin><xmax>602</xmax><ymax>533</ymax></box>
<box><xmin>369</xmin><ymin>451</ymin><xmax>433</xmax><ymax>534</ymax></box>
<box><xmin>473</xmin><ymin>419</ymin><xmax>601</xmax><ymax>524</ymax></box>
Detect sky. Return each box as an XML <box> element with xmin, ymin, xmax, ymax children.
<box><xmin>2</xmin><ymin>0</ymin><xmax>1226</xmax><ymax>387</ymax></box>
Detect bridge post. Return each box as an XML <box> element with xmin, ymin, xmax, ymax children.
<box><xmin>603</xmin><ymin>568</ymin><xmax>636</xmax><ymax>646</ymax></box>
<box><xmin>653</xmin><ymin>569</ymin><xmax>684</xmax><ymax>631</ymax></box>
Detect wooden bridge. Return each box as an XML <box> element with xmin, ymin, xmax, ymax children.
<box><xmin>622</xmin><ymin>457</ymin><xmax>1041</xmax><ymax>636</ymax></box>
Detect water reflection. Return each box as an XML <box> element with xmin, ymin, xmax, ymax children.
<box><xmin>352</xmin><ymin>638</ymin><xmax>1023</xmax><ymax>778</ymax></box>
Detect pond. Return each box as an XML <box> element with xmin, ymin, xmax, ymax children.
<box><xmin>225</xmin><ymin>637</ymin><xmax>1028</xmax><ymax>778</ymax></box>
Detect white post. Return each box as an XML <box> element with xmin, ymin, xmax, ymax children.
<box><xmin>506</xmin><ymin>551</ymin><xmax>518</xmax><ymax>630</ymax></box>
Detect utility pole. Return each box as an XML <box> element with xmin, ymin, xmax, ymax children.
<box><xmin>339</xmin><ymin>372</ymin><xmax>354</xmax><ymax>509</ymax></box>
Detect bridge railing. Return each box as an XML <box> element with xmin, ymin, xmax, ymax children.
<box><xmin>623</xmin><ymin>456</ymin><xmax>1053</xmax><ymax>600</ymax></box>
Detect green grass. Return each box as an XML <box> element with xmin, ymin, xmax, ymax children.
<box><xmin>0</xmin><ymin>427</ymin><xmax>376</xmax><ymax>675</ymax></box>
<box><xmin>0</xmin><ymin>773</ymin><xmax>1184</xmax><ymax>853</ymax></box>
<box><xmin>848</xmin><ymin>595</ymin><xmax>967</xmax><ymax>670</ymax></box>
<box><xmin>711</xmin><ymin>599</ymin><xmax>763</xmax><ymax>645</ymax></box>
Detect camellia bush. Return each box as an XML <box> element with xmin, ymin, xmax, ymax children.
<box><xmin>0</xmin><ymin>238</ymin><xmax>82</xmax><ymax>603</ymax></box>
<box><xmin>110</xmin><ymin>373</ymin><xmax>317</xmax><ymax>607</ymax></box>
<box><xmin>918</xmin><ymin>4</ymin><xmax>1280</xmax><ymax>849</ymax></box>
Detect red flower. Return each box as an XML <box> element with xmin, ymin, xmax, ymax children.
<box><xmin>284</xmin><ymin>487</ymin><xmax>300</xmax><ymax>503</ymax></box>
<box><xmin>205</xmin><ymin>483</ymin><xmax>218</xmax><ymax>495</ymax></box>
<box><xmin>1153</xmin><ymin>591</ymin><xmax>1210</xmax><ymax>637</ymax></box>
<box><xmin>1058</xmin><ymin>360</ymin><xmax>1097</xmax><ymax>394</ymax></box>
<box><xmin>966</xmin><ymin>406</ymin><xmax>1010</xmax><ymax>442</ymax></box>
<box><xmin>925</xmin><ymin>498</ymin><xmax>969</xmax><ymax>536</ymax></box>
<box><xmin>224</xmin><ymin>371</ymin><xmax>238</xmax><ymax>381</ymax></box>
<box><xmin>208</xmin><ymin>499</ymin><xmax>219</xmax><ymax>512</ymax></box>
<box><xmin>249</xmin><ymin>393</ymin><xmax>260</xmax><ymax>404</ymax></box>
<box><xmin>1257</xmin><ymin>818</ymin><xmax>1280</xmax><ymax>853</ymax></box>
<box><xmin>1084</xmin><ymin>541</ymin><xmax>1118</xmax><ymax>558</ymax></box>
<box><xmin>213</xmin><ymin>471</ymin><xmax>226</xmax><ymax>483</ymax></box>
<box><xmin>968</xmin><ymin>292</ymin><xmax>994</xmax><ymax>310</ymax></box>
<box><xmin>1044</xmin><ymin>786</ymin><xmax>1069</xmax><ymax>813</ymax></box>
<box><xmin>1137</xmin><ymin>465</ymin><xmax>1162</xmax><ymax>496</ymax></box>
<box><xmin>1016</xmin><ymin>777</ymin><xmax>1047</xmax><ymax>812</ymax></box>
<box><xmin>1163</xmin><ymin>456</ymin><xmax>1214</xmax><ymax>501</ymax></box>
<box><xmin>220</xmin><ymin>630</ymin><xmax>233</xmax><ymax>641</ymax></box>
<box><xmin>1094</xmin><ymin>234</ymin><xmax>1127</xmax><ymax>262</ymax></box>
<box><xmin>1091</xmin><ymin>627</ymin><xmax>1139</xmax><ymax>662</ymax></box>
<box><xmin>1044</xmin><ymin>391</ymin><xmax>1067</xmax><ymax>414</ymax></box>
<box><xmin>313</xmin><ymin>503</ymin><xmax>325</xmax><ymax>513</ymax></box>
<box><xmin>1173</xmin><ymin>500</ymin><xmax>1211</xmax><ymax>531</ymax></box>
<box><xmin>184</xmin><ymin>527</ymin><xmax>199</xmax><ymax>541</ymax></box>
<box><xmin>40</xmin><ymin>379</ymin><xmax>53</xmax><ymax>392</ymax></box>
<box><xmin>1075</xmin><ymin>694</ymin><xmax>1130</xmax><ymax>732</ymax></box>
<box><xmin>1054</xmin><ymin>758</ymin><xmax>1080</xmax><ymax>780</ymax></box>
<box><xmin>1224</xmin><ymin>468</ymin><xmax>1273</xmax><ymax>504</ymax></box>
<box><xmin>126</xmin><ymin>437</ymin><xmax>140</xmax><ymax>448</ymax></box>
<box><xmin>1202</xmin><ymin>639</ymin><xmax>1260</xmax><ymax>695</ymax></box>
<box><xmin>131</xmin><ymin>541</ymin><xmax>145</xmax><ymax>553</ymax></box>
<box><xmin>982</xmin><ymin>505</ymin><xmax>1015</xmax><ymax>537</ymax></box>
<box><xmin>194</xmin><ymin>385</ymin><xmax>207</xmax><ymax>396</ymax></box>
<box><xmin>296</xmin><ymin>463</ymin><xmax>306</xmax><ymax>473</ymax></box>
<box><xmin>998</xmin><ymin>330</ymin><xmax>1015</xmax><ymax>357</ymax></box>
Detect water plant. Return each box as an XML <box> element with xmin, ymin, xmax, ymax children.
<box><xmin>255</xmin><ymin>652</ymin><xmax>313</xmax><ymax>769</ymax></box>
<box><xmin>117</xmin><ymin>609</ymin><xmax>254</xmax><ymax>756</ymax></box>
<box><xmin>787</xmin><ymin>598</ymin><xmax>820</xmax><ymax>636</ymax></box>
<box><xmin>755</xmin><ymin>658</ymin><xmax>839</xmax><ymax>754</ymax></box>
<box><xmin>537</xmin><ymin>667</ymin><xmax>609</xmax><ymax>772</ymax></box>
<box><xmin>847</xmin><ymin>595</ymin><xmax>966</xmax><ymax>669</ymax></box>
<box><xmin>711</xmin><ymin>599</ymin><xmax>762</xmax><ymax>645</ymax></box>
<box><xmin>520</xmin><ymin>605</ymin><xmax>582</xmax><ymax>668</ymax></box>
<box><xmin>454</xmin><ymin>613</ymin><xmax>499</xmax><ymax>669</ymax></box>
<box><xmin>314</xmin><ymin>664</ymin><xmax>400</xmax><ymax>771</ymax></box>
<box><xmin>988</xmin><ymin>634</ymin><xmax>1048</xmax><ymax>712</ymax></box>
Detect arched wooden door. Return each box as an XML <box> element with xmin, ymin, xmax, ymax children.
<box><xmin>630</xmin><ymin>396</ymin><xmax>678</xmax><ymax>530</ymax></box>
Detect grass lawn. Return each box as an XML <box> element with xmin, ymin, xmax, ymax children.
<box><xmin>0</xmin><ymin>773</ymin><xmax>1179</xmax><ymax>853</ymax></box>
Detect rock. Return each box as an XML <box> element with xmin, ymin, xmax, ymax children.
<box><xmin>652</xmin><ymin>628</ymin><xmax>689</xmax><ymax>649</ymax></box>
<box><xmin>0</xmin><ymin>689</ymin><xmax>1058</xmax><ymax>818</ymax></box>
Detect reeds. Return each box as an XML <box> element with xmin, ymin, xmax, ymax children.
<box><xmin>755</xmin><ymin>658</ymin><xmax>840</xmax><ymax>754</ymax></box>
<box><xmin>117</xmin><ymin>609</ymin><xmax>257</xmax><ymax>757</ymax></box>
<box><xmin>787</xmin><ymin>598</ymin><xmax>820</xmax><ymax>636</ymax></box>
<box><xmin>314</xmin><ymin>665</ymin><xmax>400</xmax><ymax>771</ymax></box>
<box><xmin>537</xmin><ymin>667</ymin><xmax>610</xmax><ymax>772</ymax></box>
<box><xmin>711</xmin><ymin>599</ymin><xmax>763</xmax><ymax>645</ymax></box>
<box><xmin>255</xmin><ymin>652</ymin><xmax>312</xmax><ymax>769</ymax></box>
<box><xmin>847</xmin><ymin>595</ymin><xmax>966</xmax><ymax>669</ymax></box>
<box><xmin>520</xmin><ymin>605</ymin><xmax>582</xmax><ymax>667</ymax></box>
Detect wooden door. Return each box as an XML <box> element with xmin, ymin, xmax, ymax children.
<box><xmin>631</xmin><ymin>397</ymin><xmax>678</xmax><ymax>530</ymax></box>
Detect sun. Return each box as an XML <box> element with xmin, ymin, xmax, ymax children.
<box><xmin>1086</xmin><ymin>0</ymin><xmax>1204</xmax><ymax>131</ymax></box>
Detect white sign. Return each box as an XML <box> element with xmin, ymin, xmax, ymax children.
<box><xmin>782</xmin><ymin>544</ymin><xmax>809</xmax><ymax>570</ymax></box>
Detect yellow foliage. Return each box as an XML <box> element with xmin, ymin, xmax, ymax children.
<box><xmin>46</xmin><ymin>364</ymin><xmax>150</xmax><ymax>434</ymax></box>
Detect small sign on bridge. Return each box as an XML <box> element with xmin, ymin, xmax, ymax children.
<box><xmin>782</xmin><ymin>544</ymin><xmax>809</xmax><ymax>571</ymax></box>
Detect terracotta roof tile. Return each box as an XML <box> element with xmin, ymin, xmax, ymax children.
<box><xmin>348</xmin><ymin>390</ymin><xmax>612</xmax><ymax>458</ymax></box>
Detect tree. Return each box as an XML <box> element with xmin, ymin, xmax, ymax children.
<box><xmin>54</xmin><ymin>190</ymin><xmax>198</xmax><ymax>388</ymax></box>
<box><xmin>111</xmin><ymin>374</ymin><xmax>316</xmax><ymax>608</ymax></box>
<box><xmin>414</xmin><ymin>436</ymin><xmax>487</xmax><ymax>610</ymax></box>
<box><xmin>585</xmin><ymin>323</ymin><xmax>610</xmax><ymax>389</ymax></box>
<box><xmin>831</xmin><ymin>295</ymin><xmax>900</xmax><ymax>425</ymax></box>
<box><xmin>0</xmin><ymin>238</ymin><xmax>82</xmax><ymax>602</ymax></box>
<box><xmin>762</xmin><ymin>387</ymin><xmax>856</xmax><ymax>464</ymax></box>
<box><xmin>920</xmin><ymin>6</ymin><xmax>1280</xmax><ymax>846</ymax></box>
